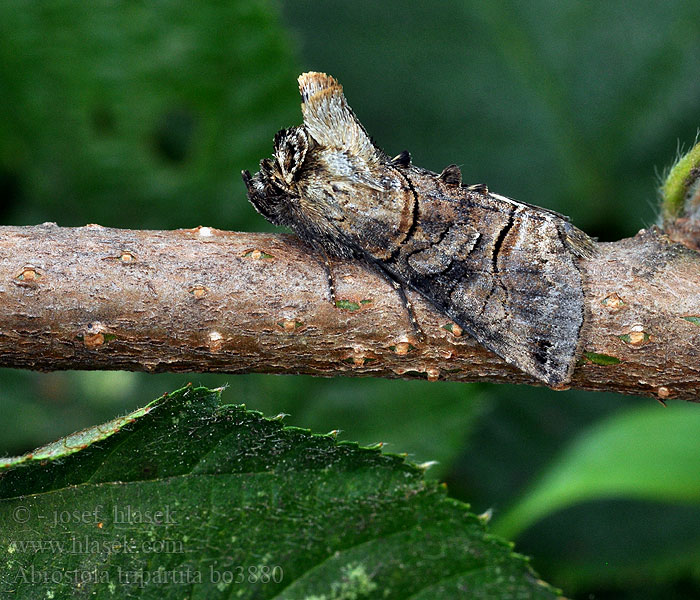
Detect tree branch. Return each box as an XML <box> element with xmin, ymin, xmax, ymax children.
<box><xmin>1</xmin><ymin>223</ymin><xmax>698</xmax><ymax>401</ymax></box>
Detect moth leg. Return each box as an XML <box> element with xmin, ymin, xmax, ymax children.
<box><xmin>368</xmin><ymin>263</ymin><xmax>424</xmax><ymax>340</ymax></box>
<box><xmin>388</xmin><ymin>277</ymin><xmax>426</xmax><ymax>343</ymax></box>
<box><xmin>318</xmin><ymin>250</ymin><xmax>336</xmax><ymax>304</ymax></box>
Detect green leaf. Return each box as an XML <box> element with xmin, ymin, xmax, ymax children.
<box><xmin>493</xmin><ymin>404</ymin><xmax>700</xmax><ymax>540</ymax></box>
<box><xmin>0</xmin><ymin>386</ymin><xmax>558</xmax><ymax>599</ymax></box>
<box><xmin>278</xmin><ymin>378</ymin><xmax>485</xmax><ymax>481</ymax></box>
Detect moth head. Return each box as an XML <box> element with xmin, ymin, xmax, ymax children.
<box><xmin>243</xmin><ymin>72</ymin><xmax>383</xmax><ymax>239</ymax></box>
<box><xmin>242</xmin><ymin>126</ymin><xmax>311</xmax><ymax>226</ymax></box>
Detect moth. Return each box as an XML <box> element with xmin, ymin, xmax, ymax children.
<box><xmin>243</xmin><ymin>72</ymin><xmax>594</xmax><ymax>386</ymax></box>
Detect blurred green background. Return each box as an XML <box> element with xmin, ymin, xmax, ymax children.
<box><xmin>1</xmin><ymin>1</ymin><xmax>700</xmax><ymax>598</ymax></box>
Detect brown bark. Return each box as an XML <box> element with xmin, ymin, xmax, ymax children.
<box><xmin>0</xmin><ymin>223</ymin><xmax>698</xmax><ymax>401</ymax></box>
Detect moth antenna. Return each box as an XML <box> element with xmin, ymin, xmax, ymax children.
<box><xmin>391</xmin><ymin>150</ymin><xmax>412</xmax><ymax>167</ymax></box>
<box><xmin>298</xmin><ymin>72</ymin><xmax>377</xmax><ymax>162</ymax></box>
<box><xmin>439</xmin><ymin>164</ymin><xmax>462</xmax><ymax>185</ymax></box>
<box><xmin>467</xmin><ymin>183</ymin><xmax>489</xmax><ymax>194</ymax></box>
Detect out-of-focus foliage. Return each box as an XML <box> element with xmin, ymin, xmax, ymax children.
<box><xmin>496</xmin><ymin>404</ymin><xmax>700</xmax><ymax>540</ymax></box>
<box><xmin>493</xmin><ymin>403</ymin><xmax>700</xmax><ymax>591</ymax></box>
<box><xmin>1</xmin><ymin>1</ymin><xmax>700</xmax><ymax>598</ymax></box>
<box><xmin>0</xmin><ymin>0</ymin><xmax>299</xmax><ymax>230</ymax></box>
